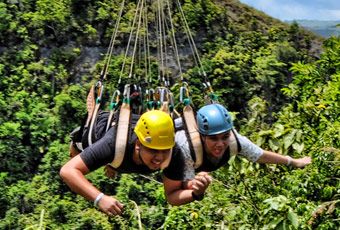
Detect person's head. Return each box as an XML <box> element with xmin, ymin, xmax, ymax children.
<box><xmin>196</xmin><ymin>104</ymin><xmax>233</xmax><ymax>158</ymax></box>
<box><xmin>134</xmin><ymin>110</ymin><xmax>175</xmax><ymax>170</ymax></box>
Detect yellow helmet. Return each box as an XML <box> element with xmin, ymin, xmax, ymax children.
<box><xmin>134</xmin><ymin>110</ymin><xmax>175</xmax><ymax>150</ymax></box>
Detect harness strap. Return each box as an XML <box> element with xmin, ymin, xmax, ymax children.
<box><xmin>88</xmin><ymin>82</ymin><xmax>104</xmax><ymax>146</ymax></box>
<box><xmin>160</xmin><ymin>101</ymin><xmax>169</xmax><ymax>113</ymax></box>
<box><xmin>183</xmin><ymin>105</ymin><xmax>203</xmax><ymax>168</ymax></box>
<box><xmin>229</xmin><ymin>129</ymin><xmax>241</xmax><ymax>156</ymax></box>
<box><xmin>85</xmin><ymin>85</ymin><xmax>95</xmax><ymax>128</ymax></box>
<box><xmin>111</xmin><ymin>102</ymin><xmax>131</xmax><ymax>168</ymax></box>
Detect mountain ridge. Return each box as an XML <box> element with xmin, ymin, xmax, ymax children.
<box><xmin>286</xmin><ymin>20</ymin><xmax>340</xmax><ymax>38</ymax></box>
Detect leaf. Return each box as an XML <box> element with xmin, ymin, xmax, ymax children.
<box><xmin>269</xmin><ymin>139</ymin><xmax>280</xmax><ymax>151</ymax></box>
<box><xmin>263</xmin><ymin>195</ymin><xmax>289</xmax><ymax>211</ymax></box>
<box><xmin>292</xmin><ymin>142</ymin><xmax>304</xmax><ymax>153</ymax></box>
<box><xmin>263</xmin><ymin>217</ymin><xmax>284</xmax><ymax>229</ymax></box>
<box><xmin>273</xmin><ymin>124</ymin><xmax>285</xmax><ymax>138</ymax></box>
<box><xmin>288</xmin><ymin>209</ymin><xmax>299</xmax><ymax>228</ymax></box>
<box><xmin>283</xmin><ymin>130</ymin><xmax>297</xmax><ymax>149</ymax></box>
<box><xmin>295</xmin><ymin>130</ymin><xmax>303</xmax><ymax>142</ymax></box>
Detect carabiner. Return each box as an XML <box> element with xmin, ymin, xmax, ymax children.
<box><xmin>123</xmin><ymin>84</ymin><xmax>130</xmax><ymax>104</ymax></box>
<box><xmin>95</xmin><ymin>81</ymin><xmax>104</xmax><ymax>104</ymax></box>
<box><xmin>109</xmin><ymin>90</ymin><xmax>121</xmax><ymax>111</ymax></box>
<box><xmin>179</xmin><ymin>83</ymin><xmax>190</xmax><ymax>105</ymax></box>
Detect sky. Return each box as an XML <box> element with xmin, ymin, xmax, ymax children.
<box><xmin>239</xmin><ymin>0</ymin><xmax>340</xmax><ymax>21</ymax></box>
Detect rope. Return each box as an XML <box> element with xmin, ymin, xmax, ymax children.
<box><xmin>157</xmin><ymin>0</ymin><xmax>165</xmax><ymax>83</ymax></box>
<box><xmin>119</xmin><ymin>0</ymin><xmax>143</xmax><ymax>84</ymax></box>
<box><xmin>175</xmin><ymin>0</ymin><xmax>206</xmax><ymax>79</ymax></box>
<box><xmin>130</xmin><ymin>200</ymin><xmax>143</xmax><ymax>230</ymax></box>
<box><xmin>128</xmin><ymin>0</ymin><xmax>144</xmax><ymax>80</ymax></box>
<box><xmin>101</xmin><ymin>0</ymin><xmax>126</xmax><ymax>82</ymax></box>
<box><xmin>165</xmin><ymin>0</ymin><xmax>183</xmax><ymax>80</ymax></box>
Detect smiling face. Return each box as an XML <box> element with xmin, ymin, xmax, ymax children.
<box><xmin>202</xmin><ymin>131</ymin><xmax>231</xmax><ymax>158</ymax></box>
<box><xmin>135</xmin><ymin>141</ymin><xmax>172</xmax><ymax>170</ymax></box>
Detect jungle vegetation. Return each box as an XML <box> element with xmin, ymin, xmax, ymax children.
<box><xmin>0</xmin><ymin>0</ymin><xmax>339</xmax><ymax>229</ymax></box>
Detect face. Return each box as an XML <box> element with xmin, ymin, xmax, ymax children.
<box><xmin>202</xmin><ymin>131</ymin><xmax>231</xmax><ymax>158</ymax></box>
<box><xmin>137</xmin><ymin>143</ymin><xmax>171</xmax><ymax>170</ymax></box>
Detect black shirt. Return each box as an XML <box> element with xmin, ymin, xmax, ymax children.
<box><xmin>79</xmin><ymin>111</ymin><xmax>154</xmax><ymax>174</ymax></box>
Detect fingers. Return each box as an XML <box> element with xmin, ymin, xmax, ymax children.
<box><xmin>293</xmin><ymin>156</ymin><xmax>312</xmax><ymax>168</ymax></box>
<box><xmin>192</xmin><ymin>173</ymin><xmax>212</xmax><ymax>193</ymax></box>
<box><xmin>109</xmin><ymin>201</ymin><xmax>124</xmax><ymax>216</ymax></box>
<box><xmin>194</xmin><ymin>173</ymin><xmax>212</xmax><ymax>184</ymax></box>
<box><xmin>99</xmin><ymin>196</ymin><xmax>124</xmax><ymax>216</ymax></box>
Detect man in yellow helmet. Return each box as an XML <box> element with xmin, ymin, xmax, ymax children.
<box><xmin>60</xmin><ymin>110</ymin><xmax>175</xmax><ymax>216</ymax></box>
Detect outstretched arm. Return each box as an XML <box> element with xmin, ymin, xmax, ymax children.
<box><xmin>59</xmin><ymin>155</ymin><xmax>124</xmax><ymax>216</ymax></box>
<box><xmin>163</xmin><ymin>172</ymin><xmax>212</xmax><ymax>206</ymax></box>
<box><xmin>256</xmin><ymin>150</ymin><xmax>312</xmax><ymax>168</ymax></box>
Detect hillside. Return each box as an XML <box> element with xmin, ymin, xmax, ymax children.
<box><xmin>0</xmin><ymin>0</ymin><xmax>338</xmax><ymax>229</ymax></box>
<box><xmin>288</xmin><ymin>20</ymin><xmax>340</xmax><ymax>38</ymax></box>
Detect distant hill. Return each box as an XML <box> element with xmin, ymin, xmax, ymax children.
<box><xmin>286</xmin><ymin>20</ymin><xmax>340</xmax><ymax>38</ymax></box>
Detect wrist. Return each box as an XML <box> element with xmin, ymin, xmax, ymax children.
<box><xmin>192</xmin><ymin>191</ymin><xmax>204</xmax><ymax>201</ymax></box>
<box><xmin>286</xmin><ymin>156</ymin><xmax>292</xmax><ymax>166</ymax></box>
<box><xmin>94</xmin><ymin>193</ymin><xmax>104</xmax><ymax>207</ymax></box>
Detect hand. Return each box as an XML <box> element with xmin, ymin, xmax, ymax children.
<box><xmin>292</xmin><ymin>156</ymin><xmax>312</xmax><ymax>168</ymax></box>
<box><xmin>191</xmin><ymin>172</ymin><xmax>212</xmax><ymax>196</ymax></box>
<box><xmin>98</xmin><ymin>195</ymin><xmax>124</xmax><ymax>216</ymax></box>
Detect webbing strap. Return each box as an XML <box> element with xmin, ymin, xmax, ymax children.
<box><xmin>111</xmin><ymin>103</ymin><xmax>131</xmax><ymax>168</ymax></box>
<box><xmin>88</xmin><ymin>82</ymin><xmax>104</xmax><ymax>146</ymax></box>
<box><xmin>106</xmin><ymin>110</ymin><xmax>117</xmax><ymax>132</ymax></box>
<box><xmin>183</xmin><ymin>105</ymin><xmax>203</xmax><ymax>168</ymax></box>
<box><xmin>85</xmin><ymin>86</ymin><xmax>95</xmax><ymax>128</ymax></box>
<box><xmin>229</xmin><ymin>129</ymin><xmax>241</xmax><ymax>155</ymax></box>
<box><xmin>160</xmin><ymin>101</ymin><xmax>169</xmax><ymax>114</ymax></box>
<box><xmin>88</xmin><ymin>103</ymin><xmax>100</xmax><ymax>146</ymax></box>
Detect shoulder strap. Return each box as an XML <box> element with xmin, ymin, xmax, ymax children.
<box><xmin>85</xmin><ymin>85</ymin><xmax>95</xmax><ymax>128</ymax></box>
<box><xmin>87</xmin><ymin>83</ymin><xmax>104</xmax><ymax>146</ymax></box>
<box><xmin>183</xmin><ymin>105</ymin><xmax>203</xmax><ymax>169</ymax></box>
<box><xmin>229</xmin><ymin>129</ymin><xmax>242</xmax><ymax>155</ymax></box>
<box><xmin>110</xmin><ymin>102</ymin><xmax>131</xmax><ymax>168</ymax></box>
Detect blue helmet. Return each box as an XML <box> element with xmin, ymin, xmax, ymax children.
<box><xmin>196</xmin><ymin>104</ymin><xmax>233</xmax><ymax>135</ymax></box>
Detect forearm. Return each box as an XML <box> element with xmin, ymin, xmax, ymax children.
<box><xmin>256</xmin><ymin>150</ymin><xmax>291</xmax><ymax>165</ymax></box>
<box><xmin>166</xmin><ymin>189</ymin><xmax>195</xmax><ymax>206</ymax></box>
<box><xmin>60</xmin><ymin>167</ymin><xmax>102</xmax><ymax>202</ymax></box>
<box><xmin>60</xmin><ymin>155</ymin><xmax>104</xmax><ymax>202</ymax></box>
<box><xmin>256</xmin><ymin>150</ymin><xmax>312</xmax><ymax>168</ymax></box>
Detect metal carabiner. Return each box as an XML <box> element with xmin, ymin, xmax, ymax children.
<box><xmin>159</xmin><ymin>87</ymin><xmax>167</xmax><ymax>103</ymax></box>
<box><xmin>144</xmin><ymin>88</ymin><xmax>155</xmax><ymax>109</ymax></box>
<box><xmin>109</xmin><ymin>90</ymin><xmax>121</xmax><ymax>111</ymax></box>
<box><xmin>95</xmin><ymin>81</ymin><xmax>104</xmax><ymax>104</ymax></box>
<box><xmin>179</xmin><ymin>83</ymin><xmax>190</xmax><ymax>105</ymax></box>
<box><xmin>123</xmin><ymin>84</ymin><xmax>130</xmax><ymax>104</ymax></box>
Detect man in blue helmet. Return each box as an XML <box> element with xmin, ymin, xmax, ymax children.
<box><xmin>162</xmin><ymin>103</ymin><xmax>312</xmax><ymax>205</ymax></box>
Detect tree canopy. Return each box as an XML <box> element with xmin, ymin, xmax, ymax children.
<box><xmin>0</xmin><ymin>0</ymin><xmax>338</xmax><ymax>229</ymax></box>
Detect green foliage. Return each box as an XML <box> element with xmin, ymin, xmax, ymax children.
<box><xmin>0</xmin><ymin>0</ymin><xmax>337</xmax><ymax>229</ymax></box>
